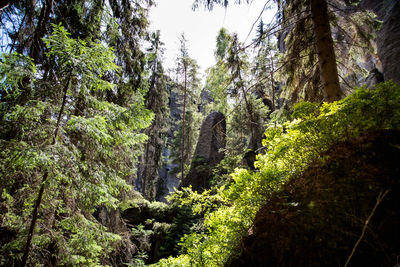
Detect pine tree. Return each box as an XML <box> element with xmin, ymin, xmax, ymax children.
<box><xmin>204</xmin><ymin>28</ymin><xmax>270</xmax><ymax>166</ymax></box>
<box><xmin>204</xmin><ymin>28</ymin><xmax>232</xmax><ymax>115</ymax></box>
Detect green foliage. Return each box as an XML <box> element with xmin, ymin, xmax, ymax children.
<box><xmin>168</xmin><ymin>186</ymin><xmax>227</xmax><ymax>216</ymax></box>
<box><xmin>169</xmin><ymin>35</ymin><xmax>203</xmax><ymax>180</ymax></box>
<box><xmin>0</xmin><ymin>53</ymin><xmax>36</xmax><ymax>100</ymax></box>
<box><xmin>158</xmin><ymin>203</ymin><xmax>199</xmax><ymax>259</ymax></box>
<box><xmin>170</xmin><ymin>98</ymin><xmax>203</xmax><ymax>179</ymax></box>
<box><xmin>0</xmin><ymin>24</ymin><xmax>153</xmax><ymax>265</ymax></box>
<box><xmin>139</xmin><ymin>29</ymin><xmax>169</xmax><ymax>200</ymax></box>
<box><xmin>204</xmin><ymin>61</ymin><xmax>230</xmax><ymax>115</ymax></box>
<box><xmin>131</xmin><ymin>224</ymin><xmax>152</xmax><ymax>238</ymax></box>
<box><xmin>119</xmin><ymin>193</ymin><xmax>170</xmax><ymax>220</ymax></box>
<box><xmin>226</xmin><ymin>94</ymin><xmax>270</xmax><ymax>156</ymax></box>
<box><xmin>210</xmin><ymin>154</ymin><xmax>242</xmax><ymax>187</ymax></box>
<box><xmin>153</xmin><ymin>254</ymin><xmax>192</xmax><ymax>267</ymax></box>
<box><xmin>44</xmin><ymin>23</ymin><xmax>120</xmax><ymax>92</ymax></box>
<box><xmin>215</xmin><ymin>27</ymin><xmax>231</xmax><ymax>61</ymax></box>
<box><xmin>58</xmin><ymin>215</ymin><xmax>122</xmax><ymax>266</ymax></box>
<box><xmin>291</xmin><ymin>101</ymin><xmax>320</xmax><ymax>119</ymax></box>
<box><xmin>277</xmin><ymin>0</ymin><xmax>380</xmax><ymax>104</ymax></box>
<box><xmin>155</xmin><ymin>81</ymin><xmax>400</xmax><ymax>266</ymax></box>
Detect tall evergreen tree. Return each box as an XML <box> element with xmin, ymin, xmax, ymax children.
<box><xmin>253</xmin><ymin>20</ymin><xmax>279</xmax><ymax>111</ymax></box>
<box><xmin>204</xmin><ymin>28</ymin><xmax>270</xmax><ymax>166</ymax></box>
<box><xmin>226</xmin><ymin>33</ymin><xmax>268</xmax><ymax>155</ymax></box>
<box><xmin>170</xmin><ymin>34</ymin><xmax>202</xmax><ymax>181</ymax></box>
<box><xmin>138</xmin><ymin>30</ymin><xmax>169</xmax><ymax>200</ymax></box>
<box><xmin>310</xmin><ymin>0</ymin><xmax>340</xmax><ymax>102</ymax></box>
<box><xmin>274</xmin><ymin>0</ymin><xmax>378</xmax><ymax>103</ymax></box>
<box><xmin>203</xmin><ymin>28</ymin><xmax>231</xmax><ymax>115</ymax></box>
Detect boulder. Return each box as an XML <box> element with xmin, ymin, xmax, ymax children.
<box><xmin>180</xmin><ymin>111</ymin><xmax>226</xmax><ymax>191</ymax></box>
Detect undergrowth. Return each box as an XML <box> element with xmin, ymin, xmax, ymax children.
<box><xmin>153</xmin><ymin>81</ymin><xmax>400</xmax><ymax>266</ymax></box>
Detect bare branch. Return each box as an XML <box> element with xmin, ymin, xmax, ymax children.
<box><xmin>344</xmin><ymin>190</ymin><xmax>390</xmax><ymax>267</ymax></box>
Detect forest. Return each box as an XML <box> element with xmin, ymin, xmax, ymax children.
<box><xmin>0</xmin><ymin>0</ymin><xmax>399</xmax><ymax>266</ymax></box>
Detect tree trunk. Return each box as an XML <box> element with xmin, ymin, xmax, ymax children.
<box><xmin>181</xmin><ymin>64</ymin><xmax>187</xmax><ymax>182</ymax></box>
<box><xmin>21</xmin><ymin>71</ymin><xmax>72</xmax><ymax>266</ymax></box>
<box><xmin>269</xmin><ymin>43</ymin><xmax>276</xmax><ymax>111</ymax></box>
<box><xmin>310</xmin><ymin>0</ymin><xmax>341</xmax><ymax>103</ymax></box>
<box><xmin>142</xmin><ymin>57</ymin><xmax>159</xmax><ymax>200</ymax></box>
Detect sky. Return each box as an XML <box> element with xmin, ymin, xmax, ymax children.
<box><xmin>148</xmin><ymin>0</ymin><xmax>276</xmax><ymax>75</ymax></box>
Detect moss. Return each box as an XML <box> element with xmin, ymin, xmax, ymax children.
<box><xmin>119</xmin><ymin>191</ymin><xmax>150</xmax><ymax>212</ymax></box>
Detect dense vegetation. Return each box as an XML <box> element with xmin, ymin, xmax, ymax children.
<box><xmin>155</xmin><ymin>81</ymin><xmax>400</xmax><ymax>266</ymax></box>
<box><xmin>0</xmin><ymin>0</ymin><xmax>399</xmax><ymax>266</ymax></box>
<box><xmin>0</xmin><ymin>24</ymin><xmax>153</xmax><ymax>266</ymax></box>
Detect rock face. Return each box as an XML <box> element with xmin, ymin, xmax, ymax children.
<box><xmin>120</xmin><ymin>197</ymin><xmax>175</xmax><ymax>264</ymax></box>
<box><xmin>137</xmin><ymin>134</ymin><xmax>163</xmax><ymax>200</ymax></box>
<box><xmin>362</xmin><ymin>0</ymin><xmax>400</xmax><ymax>85</ymax></box>
<box><xmin>198</xmin><ymin>89</ymin><xmax>214</xmax><ymax>113</ymax></box>
<box><xmin>229</xmin><ymin>130</ymin><xmax>400</xmax><ymax>267</ymax></box>
<box><xmin>180</xmin><ymin>111</ymin><xmax>226</xmax><ymax>191</ymax></box>
<box><xmin>156</xmin><ymin>85</ymin><xmax>181</xmax><ymax>202</ymax></box>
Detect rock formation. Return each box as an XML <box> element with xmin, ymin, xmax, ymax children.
<box><xmin>361</xmin><ymin>0</ymin><xmax>400</xmax><ymax>85</ymax></box>
<box><xmin>180</xmin><ymin>111</ymin><xmax>226</xmax><ymax>191</ymax></box>
<box><xmin>157</xmin><ymin>87</ymin><xmax>181</xmax><ymax>202</ymax></box>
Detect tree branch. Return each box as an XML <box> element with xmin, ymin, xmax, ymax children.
<box><xmin>344</xmin><ymin>190</ymin><xmax>390</xmax><ymax>267</ymax></box>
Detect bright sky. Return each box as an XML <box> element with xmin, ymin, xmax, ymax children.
<box><xmin>149</xmin><ymin>0</ymin><xmax>276</xmax><ymax>75</ymax></box>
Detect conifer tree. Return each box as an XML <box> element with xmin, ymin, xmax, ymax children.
<box><xmin>226</xmin><ymin>33</ymin><xmax>270</xmax><ymax>156</ymax></box>
<box><xmin>203</xmin><ymin>28</ymin><xmax>231</xmax><ymax>115</ymax></box>
<box><xmin>194</xmin><ymin>0</ymin><xmax>377</xmax><ymax>104</ymax></box>
<box><xmin>310</xmin><ymin>0</ymin><xmax>340</xmax><ymax>102</ymax></box>
<box><xmin>253</xmin><ymin>20</ymin><xmax>279</xmax><ymax>111</ymax></box>
<box><xmin>204</xmin><ymin>28</ymin><xmax>270</xmax><ymax>166</ymax></box>
<box><xmin>139</xmin><ymin>30</ymin><xmax>169</xmax><ymax>200</ymax></box>
<box><xmin>274</xmin><ymin>0</ymin><xmax>378</xmax><ymax>103</ymax></box>
<box><xmin>170</xmin><ymin>34</ymin><xmax>202</xmax><ymax>181</ymax></box>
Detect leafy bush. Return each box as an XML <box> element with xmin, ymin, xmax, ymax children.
<box><xmin>155</xmin><ymin>81</ymin><xmax>400</xmax><ymax>266</ymax></box>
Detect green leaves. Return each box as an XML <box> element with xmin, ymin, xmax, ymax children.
<box><xmin>44</xmin><ymin>24</ymin><xmax>120</xmax><ymax>92</ymax></box>
<box><xmin>57</xmin><ymin>214</ymin><xmax>122</xmax><ymax>266</ymax></box>
<box><xmin>0</xmin><ymin>53</ymin><xmax>36</xmax><ymax>99</ymax></box>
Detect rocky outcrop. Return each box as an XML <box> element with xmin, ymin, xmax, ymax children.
<box><xmin>120</xmin><ymin>198</ymin><xmax>173</xmax><ymax>264</ymax></box>
<box><xmin>361</xmin><ymin>0</ymin><xmax>400</xmax><ymax>85</ymax></box>
<box><xmin>137</xmin><ymin>133</ymin><xmax>164</xmax><ymax>200</ymax></box>
<box><xmin>157</xmin><ymin>86</ymin><xmax>181</xmax><ymax>202</ymax></box>
<box><xmin>119</xmin><ymin>195</ymin><xmax>199</xmax><ymax>264</ymax></box>
<box><xmin>229</xmin><ymin>130</ymin><xmax>400</xmax><ymax>266</ymax></box>
<box><xmin>180</xmin><ymin>111</ymin><xmax>226</xmax><ymax>191</ymax></box>
<box><xmin>198</xmin><ymin>89</ymin><xmax>214</xmax><ymax>113</ymax></box>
